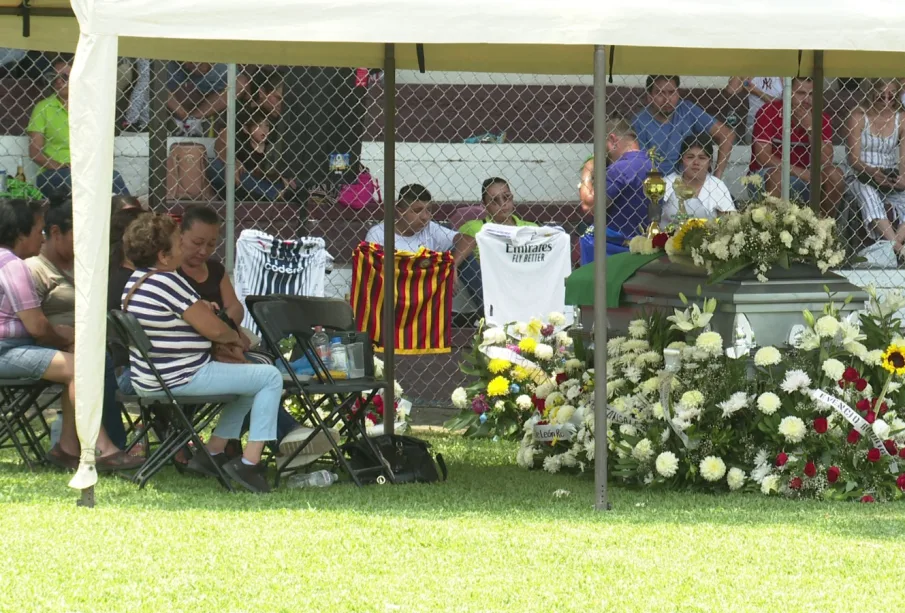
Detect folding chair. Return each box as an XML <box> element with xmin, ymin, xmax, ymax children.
<box><xmin>107</xmin><ymin>310</ymin><xmax>238</xmax><ymax>491</ymax></box>
<box><xmin>0</xmin><ymin>379</ymin><xmax>56</xmax><ymax>469</ymax></box>
<box><xmin>250</xmin><ymin>297</ymin><xmax>394</xmax><ymax>487</ymax></box>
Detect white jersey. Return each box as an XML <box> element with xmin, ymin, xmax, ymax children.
<box><xmin>476</xmin><ymin>224</ymin><xmax>573</xmax><ymax>327</ymax></box>
<box><xmin>234</xmin><ymin>229</ymin><xmax>333</xmax><ymax>332</ymax></box>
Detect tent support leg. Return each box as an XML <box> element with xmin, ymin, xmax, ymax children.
<box><xmin>382</xmin><ymin>43</ymin><xmax>397</xmax><ymax>433</ymax></box>
<box><xmin>77</xmin><ymin>485</ymin><xmax>95</xmax><ymax>508</ymax></box>
<box><xmin>225</xmin><ymin>64</ymin><xmax>238</xmax><ymax>273</ymax></box>
<box><xmin>592</xmin><ymin>44</ymin><xmax>611</xmax><ymax>512</ymax></box>
<box><xmin>809</xmin><ymin>51</ymin><xmax>825</xmax><ymax>212</ymax></box>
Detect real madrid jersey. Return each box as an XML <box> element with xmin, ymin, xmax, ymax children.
<box><xmin>475</xmin><ymin>224</ymin><xmax>573</xmax><ymax>327</ymax></box>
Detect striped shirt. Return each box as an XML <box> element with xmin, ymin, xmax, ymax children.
<box><xmin>122</xmin><ymin>269</ymin><xmax>211</xmax><ymax>393</ymax></box>
<box><xmin>0</xmin><ymin>247</ymin><xmax>41</xmax><ymax>339</ymax></box>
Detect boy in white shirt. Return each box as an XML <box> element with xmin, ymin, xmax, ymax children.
<box><xmin>365</xmin><ymin>184</ymin><xmax>459</xmax><ymax>254</ymax></box>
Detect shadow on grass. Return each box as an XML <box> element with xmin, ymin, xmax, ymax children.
<box><xmin>2</xmin><ymin>434</ymin><xmax>905</xmax><ymax>544</ymax></box>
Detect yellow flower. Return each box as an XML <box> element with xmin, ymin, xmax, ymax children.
<box><xmin>511</xmin><ymin>366</ymin><xmax>530</xmax><ymax>382</ymax></box>
<box><xmin>882</xmin><ymin>344</ymin><xmax>905</xmax><ymax>376</ymax></box>
<box><xmin>487</xmin><ymin>358</ymin><xmax>511</xmax><ymax>374</ymax></box>
<box><xmin>527</xmin><ymin>318</ymin><xmax>544</xmax><ymax>337</ymax></box>
<box><xmin>672</xmin><ymin>218</ymin><xmax>707</xmax><ymax>253</ymax></box>
<box><xmin>518</xmin><ymin>337</ymin><xmax>538</xmax><ymax>354</ymax></box>
<box><xmin>487</xmin><ymin>376</ymin><xmax>511</xmax><ymax>397</ymax></box>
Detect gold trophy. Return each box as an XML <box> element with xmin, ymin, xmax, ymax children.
<box><xmin>672</xmin><ymin>177</ymin><xmax>696</xmax><ymax>218</ymax></box>
<box><xmin>642</xmin><ymin>169</ymin><xmax>666</xmax><ymax>237</ymax></box>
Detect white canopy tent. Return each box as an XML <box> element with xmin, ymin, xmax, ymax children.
<box><xmin>2</xmin><ymin>0</ymin><xmax>905</xmax><ymax>500</ymax></box>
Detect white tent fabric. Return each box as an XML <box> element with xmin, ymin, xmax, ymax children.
<box><xmin>1</xmin><ymin>0</ymin><xmax>903</xmax><ymax>489</ymax></box>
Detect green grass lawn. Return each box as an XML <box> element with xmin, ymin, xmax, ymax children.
<box><xmin>1</xmin><ymin>432</ymin><xmax>902</xmax><ymax>613</ymax></box>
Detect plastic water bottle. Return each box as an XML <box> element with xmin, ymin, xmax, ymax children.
<box><xmin>287</xmin><ymin>469</ymin><xmax>338</xmax><ymax>489</ymax></box>
<box><xmin>311</xmin><ymin>326</ymin><xmax>331</xmax><ymax>368</ymax></box>
<box><xmin>330</xmin><ymin>337</ymin><xmax>349</xmax><ymax>375</ymax></box>
<box><xmin>49</xmin><ymin>411</ymin><xmax>62</xmax><ymax>447</ymax></box>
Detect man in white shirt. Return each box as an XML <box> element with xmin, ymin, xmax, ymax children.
<box><xmin>365</xmin><ymin>184</ymin><xmax>461</xmax><ymax>255</ymax></box>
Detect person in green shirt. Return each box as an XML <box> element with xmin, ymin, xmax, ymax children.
<box><xmin>27</xmin><ymin>58</ymin><xmax>130</xmax><ymax>199</ymax></box>
<box><xmin>454</xmin><ymin>177</ymin><xmax>537</xmax><ymax>311</ymax></box>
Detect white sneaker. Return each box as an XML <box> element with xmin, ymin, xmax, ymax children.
<box><xmin>277</xmin><ymin>426</ymin><xmax>339</xmax><ymax>469</ymax></box>
<box><xmin>366</xmin><ymin>421</ymin><xmax>409</xmax><ymax>436</ymax></box>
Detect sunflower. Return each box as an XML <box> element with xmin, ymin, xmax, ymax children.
<box><xmin>487</xmin><ymin>376</ymin><xmax>511</xmax><ymax>397</ymax></box>
<box><xmin>518</xmin><ymin>337</ymin><xmax>538</xmax><ymax>354</ymax></box>
<box><xmin>882</xmin><ymin>344</ymin><xmax>905</xmax><ymax>376</ymax></box>
<box><xmin>672</xmin><ymin>218</ymin><xmax>707</xmax><ymax>253</ymax></box>
<box><xmin>487</xmin><ymin>358</ymin><xmax>511</xmax><ymax>374</ymax></box>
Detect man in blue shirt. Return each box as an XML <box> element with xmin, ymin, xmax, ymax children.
<box><xmin>632</xmin><ymin>75</ymin><xmax>735</xmax><ymax>177</ymax></box>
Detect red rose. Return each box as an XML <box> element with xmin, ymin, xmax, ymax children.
<box><xmin>868</xmin><ymin>448</ymin><xmax>882</xmax><ymax>462</ymax></box>
<box><xmin>838</xmin><ymin>379</ymin><xmax>846</xmax><ymax>389</ymax></box>
<box><xmin>855</xmin><ymin>378</ymin><xmax>868</xmax><ymax>392</ymax></box>
<box><xmin>532</xmin><ymin>396</ymin><xmax>546</xmax><ymax>413</ymax></box>
<box><xmin>813</xmin><ymin>417</ymin><xmax>828</xmax><ymax>434</ymax></box>
<box><xmin>880</xmin><ymin>402</ymin><xmax>889</xmax><ymax>415</ymax></box>
<box><xmin>856</xmin><ymin>399</ymin><xmax>871</xmax><ymax>412</ymax></box>
<box><xmin>804</xmin><ymin>462</ymin><xmax>817</xmax><ymax>478</ymax></box>
<box><xmin>555</xmin><ymin>372</ymin><xmax>569</xmax><ymax>384</ymax></box>
<box><xmin>843</xmin><ymin>367</ymin><xmax>860</xmax><ymax>382</ymax></box>
<box><xmin>861</xmin><ymin>495</ymin><xmax>876</xmax><ymax>503</ymax></box>
<box><xmin>885</xmin><ymin>440</ymin><xmax>898</xmax><ymax>456</ymax></box>
<box><xmin>775</xmin><ymin>452</ymin><xmax>788</xmax><ymax>467</ymax></box>
<box><xmin>871</xmin><ymin>397</ymin><xmax>879</xmax><ymax>409</ymax></box>
<box><xmin>847</xmin><ymin>430</ymin><xmax>861</xmax><ymax>444</ymax></box>
<box><xmin>651</xmin><ymin>232</ymin><xmax>669</xmax><ymax>249</ymax></box>
<box><xmin>540</xmin><ymin>324</ymin><xmax>555</xmax><ymax>337</ymax></box>
<box><xmin>899</xmin><ymin>447</ymin><xmax>905</xmax><ymax>459</ymax></box>
<box><xmin>897</xmin><ymin>474</ymin><xmax>905</xmax><ymax>492</ymax></box>
<box><xmin>866</xmin><ymin>411</ymin><xmax>877</xmax><ymax>424</ymax></box>
<box><xmin>789</xmin><ymin>477</ymin><xmax>803</xmax><ymax>490</ymax></box>
<box><xmin>827</xmin><ymin>466</ymin><xmax>841</xmax><ymax>483</ymax></box>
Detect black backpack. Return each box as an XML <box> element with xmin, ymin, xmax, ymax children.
<box><xmin>342</xmin><ymin>434</ymin><xmax>447</xmax><ymax>485</ymax></box>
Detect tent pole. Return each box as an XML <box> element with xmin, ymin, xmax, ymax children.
<box><xmin>809</xmin><ymin>51</ymin><xmax>825</xmax><ymax>212</ymax></box>
<box><xmin>781</xmin><ymin>77</ymin><xmax>792</xmax><ymax>201</ymax></box>
<box><xmin>382</xmin><ymin>43</ymin><xmax>397</xmax><ymax>433</ymax></box>
<box><xmin>225</xmin><ymin>63</ymin><xmax>237</xmax><ymax>273</ymax></box>
<box><xmin>592</xmin><ymin>44</ymin><xmax>610</xmax><ymax>511</ymax></box>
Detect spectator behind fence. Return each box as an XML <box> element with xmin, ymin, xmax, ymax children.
<box><xmin>726</xmin><ymin>77</ymin><xmax>783</xmax><ymax>142</ymax></box>
<box><xmin>0</xmin><ymin>199</ymin><xmax>142</xmax><ymax>471</ymax></box>
<box><xmin>846</xmin><ymin>79</ymin><xmax>905</xmax><ymax>253</ymax></box>
<box><xmin>662</xmin><ymin>133</ymin><xmax>736</xmax><ymax>225</ymax></box>
<box><xmin>365</xmin><ymin>184</ymin><xmax>459</xmax><ymax>254</ymax></box>
<box><xmin>166</xmin><ymin>62</ymin><xmax>250</xmax><ymax>136</ymax></box>
<box><xmin>122</xmin><ymin>213</ymin><xmax>281</xmax><ymax>493</ymax></box>
<box><xmin>27</xmin><ymin>57</ymin><xmax>130</xmax><ymax>199</ymax></box>
<box><xmin>455</xmin><ymin>178</ymin><xmax>537</xmax><ymax>310</ymax></box>
<box><xmin>748</xmin><ymin>77</ymin><xmax>844</xmax><ymax>217</ymax></box>
<box><xmin>27</xmin><ymin>199</ymin><xmax>135</xmax><ymax>450</ymax></box>
<box><xmin>208</xmin><ymin>110</ymin><xmax>298</xmax><ymax>202</ymax></box>
<box><xmin>601</xmin><ymin>118</ymin><xmax>654</xmax><ymax>236</ymax></box>
<box><xmin>632</xmin><ymin>75</ymin><xmax>735</xmax><ymax>178</ymax></box>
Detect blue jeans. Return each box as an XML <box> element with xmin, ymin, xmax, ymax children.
<box><xmin>167</xmin><ymin>61</ymin><xmax>228</xmax><ymax>94</ymax></box>
<box><xmin>36</xmin><ymin>167</ymin><xmax>130</xmax><ymax>199</ymax></box>
<box><xmin>103</xmin><ymin>353</ymin><xmax>127</xmax><ymax>449</ymax></box>
<box><xmin>459</xmin><ymin>255</ymin><xmax>483</xmax><ymax>311</ymax></box>
<box><xmin>208</xmin><ymin>158</ymin><xmax>287</xmax><ymax>201</ymax></box>
<box><xmin>155</xmin><ymin>362</ymin><xmax>282</xmax><ymax>442</ymax></box>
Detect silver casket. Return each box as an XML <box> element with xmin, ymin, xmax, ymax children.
<box><xmin>601</xmin><ymin>259</ymin><xmax>868</xmax><ymax>348</ymax></box>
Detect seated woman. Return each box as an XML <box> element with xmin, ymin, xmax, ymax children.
<box><xmin>454</xmin><ymin>177</ymin><xmax>537</xmax><ymax>309</ymax></box>
<box><xmin>122</xmin><ymin>212</ymin><xmax>282</xmax><ymax>493</ymax></box>
<box><xmin>208</xmin><ymin>110</ymin><xmax>297</xmax><ymax>202</ymax></box>
<box><xmin>662</xmin><ymin>133</ymin><xmax>736</xmax><ymax>226</ymax></box>
<box><xmin>365</xmin><ymin>184</ymin><xmax>458</xmax><ymax>253</ymax></box>
<box><xmin>0</xmin><ymin>199</ymin><xmax>143</xmax><ymax>471</ymax></box>
<box><xmin>845</xmin><ymin>78</ymin><xmax>905</xmax><ymax>255</ymax></box>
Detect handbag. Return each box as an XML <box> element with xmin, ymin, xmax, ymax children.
<box><xmin>341</xmin><ymin>434</ymin><xmax>447</xmax><ymax>485</ymax></box>
<box><xmin>337</xmin><ymin>169</ymin><xmax>382</xmax><ymax>209</ymax></box>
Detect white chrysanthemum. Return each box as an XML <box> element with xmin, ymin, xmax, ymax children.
<box><xmin>482</xmin><ymin>327</ymin><xmax>507</xmax><ymax>345</ymax></box>
<box><xmin>751</xmin><ymin>207</ymin><xmax>767</xmax><ymax>223</ymax></box>
<box><xmin>695</xmin><ymin>331</ymin><xmax>723</xmax><ymax>354</ymax></box>
<box><xmin>680</xmin><ymin>390</ymin><xmax>705</xmax><ymax>408</ymax></box>
<box><xmin>872</xmin><ymin>419</ymin><xmax>891</xmax><ymax>440</ymax></box>
<box><xmin>631</xmin><ymin>438</ymin><xmax>654</xmax><ymax>462</ymax></box>
<box><xmin>655</xmin><ymin>451</ymin><xmax>679</xmax><ymax>478</ymax></box>
<box><xmin>761</xmin><ymin>474</ymin><xmax>780</xmax><ymax>495</ymax></box>
<box><xmin>607</xmin><ymin>337</ymin><xmax>626</xmax><ymax>355</ymax></box>
<box><xmin>641</xmin><ymin>377</ymin><xmax>660</xmax><ymax>396</ymax></box>
<box><xmin>753</xmin><ymin>449</ymin><xmax>769</xmax><ymax>467</ymax></box>
<box><xmin>515</xmin><ymin>395</ymin><xmax>533</xmax><ymax>410</ymax></box>
<box><xmin>542</xmin><ymin>455</ymin><xmax>561</xmax><ymax>473</ymax></box>
<box><xmin>635</xmin><ymin>351</ymin><xmax>662</xmax><ymax>366</ymax></box>
<box><xmin>754</xmin><ymin>346</ymin><xmax>782</xmax><ymax>367</ymax></box>
<box><xmin>622</xmin><ymin>339</ymin><xmax>650</xmax><ymax>353</ymax></box>
<box><xmin>516</xmin><ymin>444</ymin><xmax>535</xmax><ymax>469</ymax></box>
<box><xmin>628</xmin><ymin>319</ymin><xmax>648</xmax><ymax>339</ymax></box>
<box><xmin>494</xmin><ymin>400</ymin><xmax>505</xmax><ymax>411</ymax></box>
<box><xmin>798</xmin><ymin>330</ymin><xmax>820</xmax><ymax>351</ymax></box>
<box><xmin>619</xmin><ymin>424</ymin><xmax>637</xmax><ymax>437</ymax></box>
<box><xmin>751</xmin><ymin>464</ymin><xmax>771</xmax><ymax>484</ymax></box>
<box><xmin>565</xmin><ymin>385</ymin><xmax>582</xmax><ymax>401</ymax></box>
<box><xmin>779</xmin><ymin>230</ymin><xmax>793</xmax><ymax>248</ymax></box>
<box><xmin>757</xmin><ymin>392</ymin><xmax>781</xmax><ymax>415</ymax></box>
<box><xmin>546</xmin><ymin>391</ymin><xmax>565</xmax><ymax>407</ymax></box>
<box><xmin>555</xmin><ymin>331</ymin><xmax>572</xmax><ymax>348</ymax></box>
<box><xmin>533</xmin><ymin>343</ymin><xmax>554</xmax><ymax>360</ymax></box>
<box><xmin>451</xmin><ymin>387</ymin><xmax>469</xmax><ymax>409</ymax></box>
<box><xmin>651</xmin><ymin>401</ymin><xmax>665</xmax><ymax>420</ymax></box>
<box><xmin>727</xmin><ymin>467</ymin><xmax>746</xmax><ymax>491</ymax></box>
<box><xmin>553</xmin><ymin>405</ymin><xmax>576</xmax><ymax>425</ymax></box>
<box><xmin>373</xmin><ymin>356</ymin><xmax>385</xmax><ymax>379</ymax></box>
<box><xmin>815</xmin><ymin>315</ymin><xmax>840</xmax><ymax>338</ymax></box>
<box><xmin>548</xmin><ymin>312</ymin><xmax>566</xmax><ymax>326</ymax></box>
<box><xmin>719</xmin><ymin>391</ymin><xmax>750</xmax><ymax>417</ymax></box>
<box><xmin>821</xmin><ymin>358</ymin><xmax>845</xmax><ymax>381</ymax></box>
<box><xmin>623</xmin><ymin>365</ymin><xmax>642</xmax><ymax>384</ymax></box>
<box><xmin>892</xmin><ymin>418</ymin><xmax>905</xmax><ymax>443</ymax></box>
<box><xmin>534</xmin><ymin>380</ymin><xmax>555</xmax><ymax>399</ymax></box>
<box><xmin>778</xmin><ymin>415</ymin><xmax>807</xmax><ymax>443</ymax></box>
<box><xmin>564</xmin><ymin>358</ymin><xmax>584</xmax><ymax>373</ymax></box>
<box><xmin>699</xmin><ymin>456</ymin><xmax>727</xmax><ymax>482</ymax></box>
<box><xmin>780</xmin><ymin>369</ymin><xmax>811</xmax><ymax>394</ymax></box>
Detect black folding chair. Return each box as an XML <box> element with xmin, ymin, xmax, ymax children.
<box><xmin>107</xmin><ymin>310</ymin><xmax>238</xmax><ymax>491</ymax></box>
<box><xmin>250</xmin><ymin>297</ymin><xmax>394</xmax><ymax>487</ymax></box>
<box><xmin>0</xmin><ymin>379</ymin><xmax>57</xmax><ymax>469</ymax></box>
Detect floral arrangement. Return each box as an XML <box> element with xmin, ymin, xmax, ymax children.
<box><xmin>517</xmin><ymin>286</ymin><xmax>905</xmax><ymax>502</ymax></box>
<box><xmin>446</xmin><ymin>313</ymin><xmax>574</xmax><ymax>439</ymax></box>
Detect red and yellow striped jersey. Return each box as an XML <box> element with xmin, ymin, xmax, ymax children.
<box><xmin>350</xmin><ymin>242</ymin><xmax>454</xmax><ymax>355</ymax></box>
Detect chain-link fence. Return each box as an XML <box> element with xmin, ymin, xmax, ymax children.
<box><xmin>3</xmin><ymin>47</ymin><xmax>902</xmax><ymax>406</ymax></box>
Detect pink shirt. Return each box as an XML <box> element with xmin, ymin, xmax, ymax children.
<box><xmin>0</xmin><ymin>247</ymin><xmax>40</xmax><ymax>339</ymax></box>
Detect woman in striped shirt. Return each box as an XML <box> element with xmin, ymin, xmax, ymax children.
<box><xmin>122</xmin><ymin>214</ymin><xmax>281</xmax><ymax>493</ymax></box>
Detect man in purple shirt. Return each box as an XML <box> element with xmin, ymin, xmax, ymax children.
<box><xmin>603</xmin><ymin>118</ymin><xmax>653</xmax><ymax>236</ymax></box>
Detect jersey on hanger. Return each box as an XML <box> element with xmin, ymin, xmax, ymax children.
<box><xmin>350</xmin><ymin>242</ymin><xmax>454</xmax><ymax>355</ymax></box>
<box><xmin>476</xmin><ymin>224</ymin><xmax>573</xmax><ymax>328</ymax></box>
